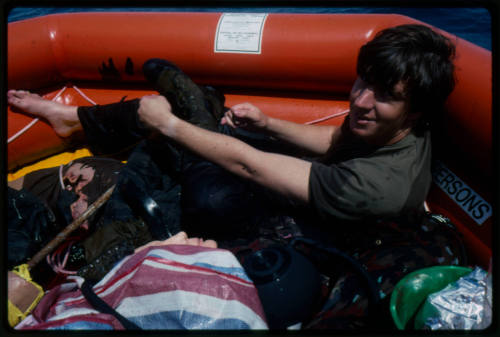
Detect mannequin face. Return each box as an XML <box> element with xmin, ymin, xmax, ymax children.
<box><xmin>63</xmin><ymin>162</ymin><xmax>95</xmax><ymax>193</ymax></box>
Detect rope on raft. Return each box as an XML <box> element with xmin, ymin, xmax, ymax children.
<box><xmin>305</xmin><ymin>109</ymin><xmax>349</xmax><ymax>125</ymax></box>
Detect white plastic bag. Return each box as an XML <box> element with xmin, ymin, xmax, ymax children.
<box><xmin>423</xmin><ymin>266</ymin><xmax>492</xmax><ymax>330</ymax></box>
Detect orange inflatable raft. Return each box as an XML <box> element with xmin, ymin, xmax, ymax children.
<box><xmin>7</xmin><ymin>12</ymin><xmax>493</xmax><ymax>267</ymax></box>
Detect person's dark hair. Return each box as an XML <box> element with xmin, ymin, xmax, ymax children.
<box><xmin>356</xmin><ymin>24</ymin><xmax>456</xmax><ymax>131</ymax></box>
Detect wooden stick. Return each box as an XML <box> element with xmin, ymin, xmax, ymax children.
<box><xmin>27</xmin><ymin>184</ymin><xmax>116</xmax><ymax>269</ymax></box>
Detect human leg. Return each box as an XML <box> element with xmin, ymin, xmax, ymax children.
<box><xmin>9</xmin><ymin>78</ymin><xmax>225</xmax><ymax>156</ymax></box>
<box><xmin>77</xmin><ymin>64</ymin><xmax>230</xmax><ymax>154</ymax></box>
<box><xmin>7</xmin><ymin>89</ymin><xmax>148</xmax><ymax>155</ymax></box>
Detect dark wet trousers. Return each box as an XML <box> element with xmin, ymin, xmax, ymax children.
<box><xmin>76</xmin><ymin>99</ymin><xmax>301</xmax><ymax>242</ymax></box>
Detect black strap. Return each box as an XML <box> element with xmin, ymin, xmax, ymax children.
<box><xmin>81</xmin><ymin>280</ymin><xmax>141</xmax><ymax>330</ymax></box>
<box><xmin>290</xmin><ymin>237</ymin><xmax>381</xmax><ymax>307</ymax></box>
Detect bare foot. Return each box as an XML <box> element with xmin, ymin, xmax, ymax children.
<box><xmin>7</xmin><ymin>90</ymin><xmax>82</xmax><ymax>137</ymax></box>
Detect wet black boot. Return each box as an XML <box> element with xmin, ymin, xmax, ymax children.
<box><xmin>142</xmin><ymin>58</ymin><xmax>219</xmax><ymax>131</ymax></box>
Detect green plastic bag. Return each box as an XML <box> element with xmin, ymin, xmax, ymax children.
<box><xmin>389</xmin><ymin>265</ymin><xmax>472</xmax><ymax>330</ymax></box>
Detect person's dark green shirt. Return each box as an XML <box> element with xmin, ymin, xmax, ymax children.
<box><xmin>308</xmin><ymin>130</ymin><xmax>431</xmax><ymax>223</ymax></box>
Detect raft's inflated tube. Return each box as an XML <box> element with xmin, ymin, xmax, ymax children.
<box><xmin>8</xmin><ymin>12</ymin><xmax>491</xmax><ymax>175</ymax></box>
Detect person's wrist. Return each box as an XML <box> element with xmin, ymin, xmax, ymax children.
<box><xmin>160</xmin><ymin>114</ymin><xmax>181</xmax><ymax>137</ymax></box>
<box><xmin>263</xmin><ymin>115</ymin><xmax>274</xmax><ymax>132</ymax></box>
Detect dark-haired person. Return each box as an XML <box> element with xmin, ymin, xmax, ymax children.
<box><xmin>8</xmin><ymin>24</ymin><xmax>465</xmax><ymax>328</ymax></box>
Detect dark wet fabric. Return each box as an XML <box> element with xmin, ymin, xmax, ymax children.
<box><xmin>180</xmin><ymin>160</ymin><xmax>265</xmax><ymax>240</ymax></box>
<box><xmin>77</xmin><ymin>99</ymin><xmax>147</xmax><ymax>155</ymax></box>
<box><xmin>73</xmin><ymin>97</ymin><xmax>294</xmax><ymax>279</ymax></box>
<box><xmin>74</xmin><ymin>139</ymin><xmax>185</xmax><ymax>277</ymax></box>
<box><xmin>77</xmin><ymin>98</ymin><xmax>300</xmax><ymax>241</ymax></box>
<box><xmin>7</xmin><ymin>187</ymin><xmax>59</xmax><ymax>269</ymax></box>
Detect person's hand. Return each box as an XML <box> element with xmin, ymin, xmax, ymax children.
<box><xmin>221</xmin><ymin>102</ymin><xmax>269</xmax><ymax>132</ymax></box>
<box><xmin>138</xmin><ymin>94</ymin><xmax>177</xmax><ymax>134</ymax></box>
<box><xmin>134</xmin><ymin>231</ymin><xmax>217</xmax><ymax>253</ymax></box>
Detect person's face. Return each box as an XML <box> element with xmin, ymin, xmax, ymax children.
<box><xmin>63</xmin><ymin>163</ymin><xmax>95</xmax><ymax>193</ymax></box>
<box><xmin>348</xmin><ymin>77</ymin><xmax>413</xmax><ymax>145</ymax></box>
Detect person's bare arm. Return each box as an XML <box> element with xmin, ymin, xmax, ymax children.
<box><xmin>139</xmin><ymin>95</ymin><xmax>312</xmax><ymax>202</ymax></box>
<box><xmin>222</xmin><ymin>102</ymin><xmax>341</xmax><ymax>156</ymax></box>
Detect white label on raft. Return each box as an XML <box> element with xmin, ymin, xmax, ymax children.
<box><xmin>215</xmin><ymin>13</ymin><xmax>267</xmax><ymax>54</ymax></box>
<box><xmin>432</xmin><ymin>161</ymin><xmax>492</xmax><ymax>225</ymax></box>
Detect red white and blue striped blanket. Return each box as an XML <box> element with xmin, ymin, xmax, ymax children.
<box><xmin>16</xmin><ymin>245</ymin><xmax>268</xmax><ymax>330</ymax></box>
